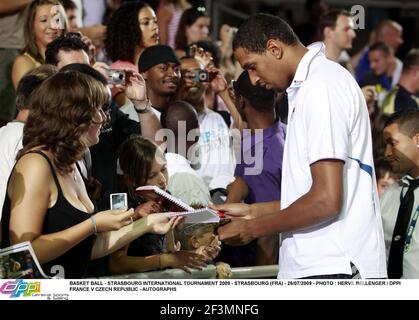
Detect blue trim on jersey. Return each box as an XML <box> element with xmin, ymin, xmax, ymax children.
<box><xmin>348</xmin><ymin>157</ymin><xmax>378</xmax><ymax>217</ymax></box>
<box><xmin>348</xmin><ymin>157</ymin><xmax>373</xmax><ymax>179</ymax></box>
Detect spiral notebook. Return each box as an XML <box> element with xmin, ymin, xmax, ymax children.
<box><xmin>135</xmin><ymin>186</ymin><xmax>226</xmax><ymax>224</ymax></box>
<box><xmin>135</xmin><ymin>186</ymin><xmax>194</xmax><ymax>212</ymax></box>
<box><xmin>168</xmin><ymin>208</ymin><xmax>225</xmax><ymax>224</ymax></box>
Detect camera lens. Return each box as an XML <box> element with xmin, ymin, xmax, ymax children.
<box><xmin>199</xmin><ymin>71</ymin><xmax>209</xmax><ymax>82</ymax></box>
<box><xmin>107</xmin><ymin>70</ymin><xmax>125</xmax><ymax>85</ymax></box>
<box><xmin>112</xmin><ymin>72</ymin><xmax>123</xmax><ymax>80</ymax></box>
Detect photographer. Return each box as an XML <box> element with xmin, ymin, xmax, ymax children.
<box><xmin>138</xmin><ymin>45</ymin><xmax>181</xmax><ymax>117</ymax></box>
<box><xmin>176</xmin><ymin>57</ymin><xmax>236</xmax><ymax>190</ymax></box>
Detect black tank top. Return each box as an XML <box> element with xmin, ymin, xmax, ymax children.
<box><xmin>1</xmin><ymin>151</ymin><xmax>96</xmax><ymax>278</ymax></box>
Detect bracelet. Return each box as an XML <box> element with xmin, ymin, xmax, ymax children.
<box><xmin>133</xmin><ymin>99</ymin><xmax>151</xmax><ymax>113</ymax></box>
<box><xmin>90</xmin><ymin>215</ymin><xmax>98</xmax><ymax>235</ymax></box>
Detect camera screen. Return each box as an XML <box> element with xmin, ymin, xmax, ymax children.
<box><xmin>110</xmin><ymin>193</ymin><xmax>127</xmax><ymax>210</ymax></box>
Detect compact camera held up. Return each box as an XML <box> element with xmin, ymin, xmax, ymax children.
<box><xmin>106</xmin><ymin>69</ymin><xmax>126</xmax><ymax>85</ymax></box>
<box><xmin>191</xmin><ymin>70</ymin><xmax>217</xmax><ymax>83</ymax></box>
<box><xmin>110</xmin><ymin>193</ymin><xmax>128</xmax><ymax>210</ymax></box>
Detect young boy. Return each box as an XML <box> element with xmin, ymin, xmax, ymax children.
<box><xmin>175</xmin><ymin>222</ymin><xmax>232</xmax><ymax>279</ymax></box>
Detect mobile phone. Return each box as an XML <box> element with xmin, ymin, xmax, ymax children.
<box><xmin>110</xmin><ymin>193</ymin><xmax>128</xmax><ymax>210</ymax></box>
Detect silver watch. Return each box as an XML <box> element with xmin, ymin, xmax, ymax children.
<box><xmin>133</xmin><ymin>100</ymin><xmax>151</xmax><ymax>113</ymax></box>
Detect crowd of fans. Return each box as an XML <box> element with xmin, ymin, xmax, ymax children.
<box><xmin>0</xmin><ymin>0</ymin><xmax>418</xmax><ymax>279</ymax></box>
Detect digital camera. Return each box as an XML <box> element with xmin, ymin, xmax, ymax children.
<box><xmin>191</xmin><ymin>70</ymin><xmax>216</xmax><ymax>83</ymax></box>
<box><xmin>110</xmin><ymin>193</ymin><xmax>128</xmax><ymax>210</ymax></box>
<box><xmin>106</xmin><ymin>69</ymin><xmax>126</xmax><ymax>85</ymax></box>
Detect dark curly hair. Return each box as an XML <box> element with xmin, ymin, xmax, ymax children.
<box><xmin>19</xmin><ymin>71</ymin><xmax>108</xmax><ymax>174</ymax></box>
<box><xmin>105</xmin><ymin>1</ymin><xmax>150</xmax><ymax>63</ymax></box>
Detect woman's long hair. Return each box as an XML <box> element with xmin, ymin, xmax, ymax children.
<box><xmin>23</xmin><ymin>0</ymin><xmax>68</xmax><ymax>64</ymax></box>
<box><xmin>18</xmin><ymin>71</ymin><xmax>108</xmax><ymax>174</ymax></box>
<box><xmin>119</xmin><ymin>135</ymin><xmax>163</xmax><ymax>199</ymax></box>
<box><xmin>174</xmin><ymin>6</ymin><xmax>208</xmax><ymax>51</ymax></box>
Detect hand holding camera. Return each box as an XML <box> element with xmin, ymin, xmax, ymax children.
<box><xmin>124</xmin><ymin>71</ymin><xmax>147</xmax><ymax>103</ymax></box>
<box><xmin>106</xmin><ymin>69</ymin><xmax>126</xmax><ymax>86</ymax></box>
<box><xmin>206</xmin><ymin>66</ymin><xmax>227</xmax><ymax>94</ymax></box>
<box><xmin>190</xmin><ymin>69</ymin><xmax>217</xmax><ymax>83</ymax></box>
<box><xmin>187</xmin><ymin>44</ymin><xmax>213</xmax><ymax>68</ymax></box>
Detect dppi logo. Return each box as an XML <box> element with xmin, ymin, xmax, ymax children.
<box><xmin>0</xmin><ymin>280</ymin><xmax>41</xmax><ymax>298</ymax></box>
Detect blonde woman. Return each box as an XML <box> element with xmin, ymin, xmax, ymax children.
<box><xmin>12</xmin><ymin>0</ymin><xmax>67</xmax><ymax>89</ymax></box>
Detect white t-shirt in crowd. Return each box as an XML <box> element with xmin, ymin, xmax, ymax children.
<box><xmin>166</xmin><ymin>152</ymin><xmax>211</xmax><ymax>206</ymax></box>
<box><xmin>0</xmin><ymin>121</ymin><xmax>24</xmax><ymax>218</ymax></box>
<box><xmin>280</xmin><ymin>42</ymin><xmax>387</xmax><ymax>279</ymax></box>
<box><xmin>196</xmin><ymin>109</ymin><xmax>235</xmax><ymax>189</ymax></box>
<box><xmin>381</xmin><ymin>176</ymin><xmax>419</xmax><ymax>278</ymax></box>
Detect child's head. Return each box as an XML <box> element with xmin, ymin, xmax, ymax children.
<box><xmin>119</xmin><ymin>136</ymin><xmax>168</xmax><ymax>195</ymax></box>
<box><xmin>175</xmin><ymin>223</ymin><xmax>218</xmax><ymax>251</ymax></box>
<box><xmin>375</xmin><ymin>157</ymin><xmax>399</xmax><ymax>198</ymax></box>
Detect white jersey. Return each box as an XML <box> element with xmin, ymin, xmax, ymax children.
<box><xmin>279</xmin><ymin>42</ymin><xmax>387</xmax><ymax>279</ymax></box>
